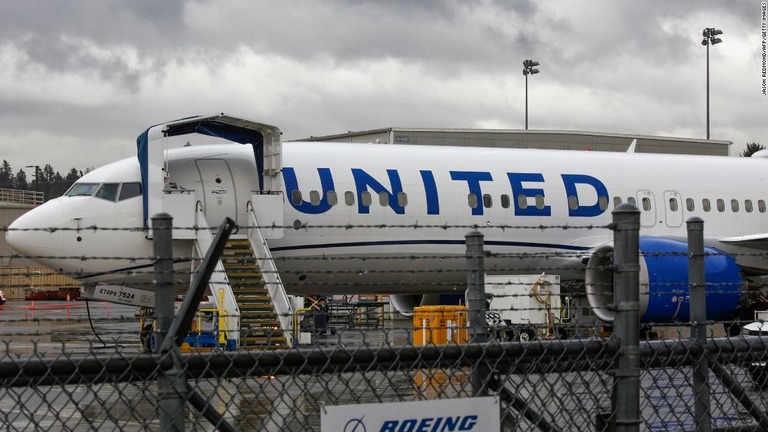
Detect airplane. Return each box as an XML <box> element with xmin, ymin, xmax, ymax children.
<box><xmin>5</xmin><ymin>114</ymin><xmax>767</xmax><ymax>328</ymax></box>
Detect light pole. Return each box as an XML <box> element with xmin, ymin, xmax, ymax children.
<box><xmin>25</xmin><ymin>165</ymin><xmax>39</xmax><ymax>193</ymax></box>
<box><xmin>523</xmin><ymin>59</ymin><xmax>540</xmax><ymax>130</ymax></box>
<box><xmin>701</xmin><ymin>28</ymin><xmax>723</xmax><ymax>140</ymax></box>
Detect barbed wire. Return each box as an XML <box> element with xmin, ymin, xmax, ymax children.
<box><xmin>1</xmin><ymin>222</ymin><xmax>612</xmax><ymax>233</ymax></box>
<box><xmin>4</xmin><ymin>247</ymin><xmax>767</xmax><ymax>262</ymax></box>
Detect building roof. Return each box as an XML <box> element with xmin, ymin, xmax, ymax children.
<box><xmin>299</xmin><ymin>127</ymin><xmax>731</xmax><ymax>147</ymax></box>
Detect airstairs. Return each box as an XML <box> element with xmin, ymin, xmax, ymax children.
<box><xmin>194</xmin><ymin>204</ymin><xmax>293</xmax><ymax>350</ymax></box>
<box><xmin>140</xmin><ymin>114</ymin><xmax>292</xmax><ymax>350</ymax></box>
<box><xmin>222</xmin><ymin>239</ymin><xmax>289</xmax><ymax>349</ymax></box>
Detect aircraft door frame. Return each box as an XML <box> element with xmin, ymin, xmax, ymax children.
<box><xmin>636</xmin><ymin>190</ymin><xmax>656</xmax><ymax>228</ymax></box>
<box><xmin>195</xmin><ymin>159</ymin><xmax>238</xmax><ymax>228</ymax></box>
<box><xmin>663</xmin><ymin>190</ymin><xmax>683</xmax><ymax>227</ymax></box>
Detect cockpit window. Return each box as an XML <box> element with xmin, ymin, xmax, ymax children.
<box><xmin>119</xmin><ymin>182</ymin><xmax>142</xmax><ymax>201</ymax></box>
<box><xmin>95</xmin><ymin>183</ymin><xmax>120</xmax><ymax>202</ymax></box>
<box><xmin>66</xmin><ymin>183</ymin><xmax>99</xmax><ymax>197</ymax></box>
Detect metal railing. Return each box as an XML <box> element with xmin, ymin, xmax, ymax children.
<box><xmin>193</xmin><ymin>203</ymin><xmax>241</xmax><ymax>347</ymax></box>
<box><xmin>246</xmin><ymin>202</ymin><xmax>294</xmax><ymax>344</ymax></box>
<box><xmin>0</xmin><ymin>188</ymin><xmax>43</xmax><ymax>206</ymax></box>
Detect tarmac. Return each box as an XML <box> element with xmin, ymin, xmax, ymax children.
<box><xmin>0</xmin><ymin>300</ymin><xmax>142</xmax><ymax>354</ymax></box>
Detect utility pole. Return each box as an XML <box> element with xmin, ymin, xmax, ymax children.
<box><xmin>701</xmin><ymin>28</ymin><xmax>723</xmax><ymax>140</ymax></box>
<box><xmin>523</xmin><ymin>59</ymin><xmax>540</xmax><ymax>130</ymax></box>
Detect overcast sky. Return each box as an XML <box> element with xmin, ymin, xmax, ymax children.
<box><xmin>1</xmin><ymin>0</ymin><xmax>766</xmax><ymax>174</ymax></box>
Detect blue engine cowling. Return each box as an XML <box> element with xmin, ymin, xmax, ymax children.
<box><xmin>586</xmin><ymin>237</ymin><xmax>744</xmax><ymax>323</ymax></box>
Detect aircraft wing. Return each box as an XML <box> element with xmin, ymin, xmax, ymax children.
<box><xmin>718</xmin><ymin>233</ymin><xmax>768</xmax><ymax>251</ymax></box>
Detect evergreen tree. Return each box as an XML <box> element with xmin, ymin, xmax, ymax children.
<box><xmin>13</xmin><ymin>169</ymin><xmax>28</xmax><ymax>190</ymax></box>
<box><xmin>0</xmin><ymin>160</ymin><xmax>13</xmax><ymax>189</ymax></box>
<box><xmin>2</xmin><ymin>161</ymin><xmax>86</xmax><ymax>199</ymax></box>
<box><xmin>65</xmin><ymin>168</ymin><xmax>80</xmax><ymax>182</ymax></box>
<box><xmin>741</xmin><ymin>141</ymin><xmax>765</xmax><ymax>157</ymax></box>
<box><xmin>49</xmin><ymin>171</ymin><xmax>68</xmax><ymax>197</ymax></box>
<box><xmin>42</xmin><ymin>164</ymin><xmax>55</xmax><ymax>183</ymax></box>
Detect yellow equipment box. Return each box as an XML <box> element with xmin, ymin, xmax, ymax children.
<box><xmin>413</xmin><ymin>305</ymin><xmax>468</xmax><ymax>345</ymax></box>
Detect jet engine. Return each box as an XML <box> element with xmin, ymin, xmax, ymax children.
<box><xmin>389</xmin><ymin>294</ymin><xmax>465</xmax><ymax>317</ymax></box>
<box><xmin>585</xmin><ymin>237</ymin><xmax>744</xmax><ymax>323</ymax></box>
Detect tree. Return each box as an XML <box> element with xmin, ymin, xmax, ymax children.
<box><xmin>0</xmin><ymin>160</ymin><xmax>13</xmax><ymax>189</ymax></box>
<box><xmin>42</xmin><ymin>164</ymin><xmax>55</xmax><ymax>183</ymax></box>
<box><xmin>13</xmin><ymin>169</ymin><xmax>28</xmax><ymax>190</ymax></box>
<box><xmin>741</xmin><ymin>141</ymin><xmax>765</xmax><ymax>157</ymax></box>
<box><xmin>64</xmin><ymin>168</ymin><xmax>80</xmax><ymax>182</ymax></box>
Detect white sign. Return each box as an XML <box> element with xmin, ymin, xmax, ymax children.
<box><xmin>321</xmin><ymin>397</ymin><xmax>499</xmax><ymax>432</ymax></box>
<box><xmin>82</xmin><ymin>284</ymin><xmax>155</xmax><ymax>308</ymax></box>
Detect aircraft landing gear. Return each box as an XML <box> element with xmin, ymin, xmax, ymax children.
<box><xmin>140</xmin><ymin>324</ymin><xmax>153</xmax><ymax>352</ymax></box>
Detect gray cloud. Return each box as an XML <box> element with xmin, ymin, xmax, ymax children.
<box><xmin>0</xmin><ymin>0</ymin><xmax>764</xmax><ymax>172</ymax></box>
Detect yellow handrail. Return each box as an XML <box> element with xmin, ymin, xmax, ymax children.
<box><xmin>292</xmin><ymin>299</ymin><xmax>322</xmax><ymax>343</ymax></box>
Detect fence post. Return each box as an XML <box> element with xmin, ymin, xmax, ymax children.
<box><xmin>152</xmin><ymin>213</ymin><xmax>185</xmax><ymax>431</ymax></box>
<box><xmin>466</xmin><ymin>231</ymin><xmax>488</xmax><ymax>397</ymax></box>
<box><xmin>688</xmin><ymin>217</ymin><xmax>712</xmax><ymax>432</ymax></box>
<box><xmin>612</xmin><ymin>204</ymin><xmax>641</xmax><ymax>432</ymax></box>
<box><xmin>154</xmin><ymin>213</ymin><xmax>175</xmax><ymax>352</ymax></box>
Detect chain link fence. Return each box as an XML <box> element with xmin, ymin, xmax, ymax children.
<box><xmin>3</xmin><ymin>206</ymin><xmax>768</xmax><ymax>431</ymax></box>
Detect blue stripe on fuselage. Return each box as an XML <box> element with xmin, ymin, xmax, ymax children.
<box><xmin>269</xmin><ymin>239</ymin><xmax>592</xmax><ymax>252</ymax></box>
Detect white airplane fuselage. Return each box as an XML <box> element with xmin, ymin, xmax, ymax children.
<box><xmin>7</xmin><ymin>141</ymin><xmax>768</xmax><ymax>320</ymax></box>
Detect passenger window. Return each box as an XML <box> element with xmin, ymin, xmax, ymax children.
<box><xmin>731</xmin><ymin>199</ymin><xmax>739</xmax><ymax>212</ymax></box>
<box><xmin>67</xmin><ymin>183</ymin><xmax>99</xmax><ymax>197</ymax></box>
<box><xmin>746</xmin><ymin>200</ymin><xmax>753</xmax><ymax>213</ymax></box>
<box><xmin>627</xmin><ymin>197</ymin><xmax>636</xmax><ymax>206</ymax></box>
<box><xmin>327</xmin><ymin>191</ymin><xmax>338</xmax><ymax>206</ymax></box>
<box><xmin>483</xmin><ymin>194</ymin><xmax>492</xmax><ymax>208</ymax></box>
<box><xmin>361</xmin><ymin>191</ymin><xmax>372</xmax><ymax>207</ymax></box>
<box><xmin>501</xmin><ymin>194</ymin><xmax>510</xmax><ymax>209</ymax></box>
<box><xmin>598</xmin><ymin>196</ymin><xmax>608</xmax><ymax>211</ymax></box>
<box><xmin>95</xmin><ymin>183</ymin><xmax>119</xmax><ymax>202</ymax></box>
<box><xmin>291</xmin><ymin>190</ymin><xmax>302</xmax><ymax>205</ymax></box>
<box><xmin>613</xmin><ymin>197</ymin><xmax>622</xmax><ymax>208</ymax></box>
<box><xmin>702</xmin><ymin>199</ymin><xmax>711</xmax><ymax>212</ymax></box>
<box><xmin>397</xmin><ymin>192</ymin><xmax>408</xmax><ymax>207</ymax></box>
<box><xmin>345</xmin><ymin>191</ymin><xmax>355</xmax><ymax>206</ymax></box>
<box><xmin>379</xmin><ymin>191</ymin><xmax>388</xmax><ymax>207</ymax></box>
<box><xmin>536</xmin><ymin>195</ymin><xmax>546</xmax><ymax>210</ymax></box>
<box><xmin>717</xmin><ymin>199</ymin><xmax>725</xmax><ymax>212</ymax></box>
<box><xmin>118</xmin><ymin>183</ymin><xmax>142</xmax><ymax>201</ymax></box>
<box><xmin>468</xmin><ymin>194</ymin><xmax>478</xmax><ymax>209</ymax></box>
<box><xmin>668</xmin><ymin>198</ymin><xmax>678</xmax><ymax>212</ymax></box>
<box><xmin>518</xmin><ymin>194</ymin><xmax>528</xmax><ymax>210</ymax></box>
<box><xmin>310</xmin><ymin>190</ymin><xmax>320</xmax><ymax>205</ymax></box>
<box><xmin>760</xmin><ymin>200</ymin><xmax>767</xmax><ymax>213</ymax></box>
<box><xmin>642</xmin><ymin>197</ymin><xmax>651</xmax><ymax>211</ymax></box>
<box><xmin>686</xmin><ymin>198</ymin><xmax>694</xmax><ymax>212</ymax></box>
<box><xmin>568</xmin><ymin>195</ymin><xmax>578</xmax><ymax>210</ymax></box>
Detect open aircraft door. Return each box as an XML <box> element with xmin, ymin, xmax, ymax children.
<box><xmin>138</xmin><ymin>113</ymin><xmax>282</xmax><ymax>238</ymax></box>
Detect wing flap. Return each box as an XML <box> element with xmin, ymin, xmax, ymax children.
<box><xmin>718</xmin><ymin>233</ymin><xmax>768</xmax><ymax>250</ymax></box>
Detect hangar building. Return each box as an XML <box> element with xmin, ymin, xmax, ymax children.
<box><xmin>298</xmin><ymin>128</ymin><xmax>731</xmax><ymax>156</ymax></box>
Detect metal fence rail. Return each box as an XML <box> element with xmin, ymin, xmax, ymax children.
<box><xmin>2</xmin><ymin>335</ymin><xmax>768</xmax><ymax>430</ymax></box>
<box><xmin>2</xmin><ymin>208</ymin><xmax>768</xmax><ymax>430</ymax></box>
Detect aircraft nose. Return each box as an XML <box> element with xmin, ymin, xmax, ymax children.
<box><xmin>6</xmin><ymin>200</ymin><xmax>65</xmax><ymax>258</ymax></box>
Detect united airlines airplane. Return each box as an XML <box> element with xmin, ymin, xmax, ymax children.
<box><xmin>5</xmin><ymin>114</ymin><xmax>767</xmax><ymax>325</ymax></box>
